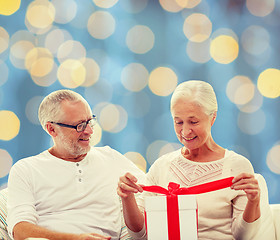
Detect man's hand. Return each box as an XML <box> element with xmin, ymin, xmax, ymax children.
<box><xmin>117</xmin><ymin>172</ymin><xmax>143</xmax><ymax>198</ymax></box>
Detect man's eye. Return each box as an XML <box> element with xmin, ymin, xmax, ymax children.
<box><xmin>175</xmin><ymin>121</ymin><xmax>183</xmax><ymax>125</ymax></box>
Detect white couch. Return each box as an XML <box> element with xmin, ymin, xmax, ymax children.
<box><xmin>1</xmin><ymin>174</ymin><xmax>279</xmax><ymax>239</ymax></box>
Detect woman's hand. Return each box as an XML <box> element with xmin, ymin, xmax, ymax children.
<box><xmin>231</xmin><ymin>173</ymin><xmax>260</xmax><ymax>203</ymax></box>
<box><xmin>117</xmin><ymin>172</ymin><xmax>143</xmax><ymax>198</ymax></box>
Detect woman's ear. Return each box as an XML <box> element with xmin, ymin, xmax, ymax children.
<box><xmin>46</xmin><ymin>122</ymin><xmax>58</xmax><ymax>137</ymax></box>
<box><xmin>211</xmin><ymin>112</ymin><xmax>217</xmax><ymax>126</ymax></box>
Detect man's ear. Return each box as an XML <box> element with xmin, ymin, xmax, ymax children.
<box><xmin>46</xmin><ymin>122</ymin><xmax>58</xmax><ymax>137</ymax></box>
<box><xmin>211</xmin><ymin>112</ymin><xmax>217</xmax><ymax>126</ymax></box>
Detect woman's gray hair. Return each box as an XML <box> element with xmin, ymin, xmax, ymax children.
<box><xmin>170</xmin><ymin>80</ymin><xmax>218</xmax><ymax>116</ymax></box>
<box><xmin>38</xmin><ymin>89</ymin><xmax>88</xmax><ymax>131</ymax></box>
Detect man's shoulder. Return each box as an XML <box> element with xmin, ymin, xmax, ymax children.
<box><xmin>12</xmin><ymin>150</ymin><xmax>49</xmax><ymax>168</ymax></box>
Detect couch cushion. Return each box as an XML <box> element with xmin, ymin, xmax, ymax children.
<box><xmin>0</xmin><ymin>188</ymin><xmax>12</xmax><ymax>239</ymax></box>
<box><xmin>270</xmin><ymin>204</ymin><xmax>280</xmax><ymax>240</ymax></box>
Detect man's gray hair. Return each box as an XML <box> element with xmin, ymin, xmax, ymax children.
<box><xmin>38</xmin><ymin>89</ymin><xmax>88</xmax><ymax>132</ymax></box>
<box><xmin>170</xmin><ymin>80</ymin><xmax>218</xmax><ymax>116</ymax></box>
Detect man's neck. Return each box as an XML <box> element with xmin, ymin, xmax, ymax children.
<box><xmin>48</xmin><ymin>148</ymin><xmax>87</xmax><ymax>162</ymax></box>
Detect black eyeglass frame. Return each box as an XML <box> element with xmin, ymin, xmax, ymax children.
<box><xmin>50</xmin><ymin>115</ymin><xmax>97</xmax><ymax>132</ymax></box>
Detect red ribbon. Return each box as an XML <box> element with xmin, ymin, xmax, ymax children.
<box><xmin>143</xmin><ymin>177</ymin><xmax>234</xmax><ymax>240</ymax></box>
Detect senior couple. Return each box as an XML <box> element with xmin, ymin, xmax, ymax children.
<box><xmin>7</xmin><ymin>81</ymin><xmax>270</xmax><ymax>240</ymax></box>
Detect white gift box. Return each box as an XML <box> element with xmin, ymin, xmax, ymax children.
<box><xmin>145</xmin><ymin>194</ymin><xmax>198</xmax><ymax>240</ymax></box>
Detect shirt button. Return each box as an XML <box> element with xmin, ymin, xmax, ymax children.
<box><xmin>79</xmin><ymin>178</ymin><xmax>82</xmax><ymax>182</ymax></box>
<box><xmin>79</xmin><ymin>170</ymin><xmax>82</xmax><ymax>173</ymax></box>
<box><xmin>76</xmin><ymin>163</ymin><xmax>79</xmax><ymax>166</ymax></box>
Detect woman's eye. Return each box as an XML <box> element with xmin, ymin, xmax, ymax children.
<box><xmin>191</xmin><ymin>121</ymin><xmax>198</xmax><ymax>124</ymax></box>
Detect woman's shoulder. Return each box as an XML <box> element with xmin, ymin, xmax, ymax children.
<box><xmin>224</xmin><ymin>149</ymin><xmax>254</xmax><ymax>174</ymax></box>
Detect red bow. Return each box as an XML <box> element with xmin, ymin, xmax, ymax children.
<box><xmin>143</xmin><ymin>177</ymin><xmax>234</xmax><ymax>240</ymax></box>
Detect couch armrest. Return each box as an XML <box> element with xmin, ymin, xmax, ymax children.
<box><xmin>270</xmin><ymin>204</ymin><xmax>280</xmax><ymax>240</ymax></box>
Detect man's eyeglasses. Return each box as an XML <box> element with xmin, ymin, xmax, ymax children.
<box><xmin>50</xmin><ymin>115</ymin><xmax>97</xmax><ymax>132</ymax></box>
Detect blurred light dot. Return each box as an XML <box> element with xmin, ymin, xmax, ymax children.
<box><xmin>26</xmin><ymin>0</ymin><xmax>55</xmax><ymax>29</ymax></box>
<box><xmin>52</xmin><ymin>0</ymin><xmax>77</xmax><ymax>24</ymax></box>
<box><xmin>57</xmin><ymin>40</ymin><xmax>86</xmax><ymax>63</ymax></box>
<box><xmin>146</xmin><ymin>140</ymin><xmax>168</xmax><ymax>165</ymax></box>
<box><xmin>257</xmin><ymin>68</ymin><xmax>280</xmax><ymax>98</ymax></box>
<box><xmin>210</xmin><ymin>35</ymin><xmax>239</xmax><ymax>64</ymax></box>
<box><xmin>226</xmin><ymin>76</ymin><xmax>255</xmax><ymax>105</ymax></box>
<box><xmin>186</xmin><ymin>40</ymin><xmax>211</xmax><ymax>63</ymax></box>
<box><xmin>241</xmin><ymin>25</ymin><xmax>270</xmax><ymax>55</ymax></box>
<box><xmin>96</xmin><ymin>103</ymin><xmax>128</xmax><ymax>133</ymax></box>
<box><xmin>159</xmin><ymin>142</ymin><xmax>182</xmax><ymax>157</ymax></box>
<box><xmin>0</xmin><ymin>110</ymin><xmax>20</xmax><ymax>141</ymax></box>
<box><xmin>237</xmin><ymin>110</ymin><xmax>265</xmax><ymax>135</ymax></box>
<box><xmin>266</xmin><ymin>144</ymin><xmax>280</xmax><ymax>174</ymax></box>
<box><xmin>183</xmin><ymin>13</ymin><xmax>212</xmax><ymax>43</ymax></box>
<box><xmin>84</xmin><ymin>79</ymin><xmax>113</xmax><ymax>106</ymax></box>
<box><xmin>0</xmin><ymin>27</ymin><xmax>9</xmax><ymax>54</ymax></box>
<box><xmin>10</xmin><ymin>40</ymin><xmax>35</xmax><ymax>69</ymax></box>
<box><xmin>25</xmin><ymin>96</ymin><xmax>44</xmax><ymax>125</ymax></box>
<box><xmin>25</xmin><ymin>47</ymin><xmax>54</xmax><ymax>77</ymax></box>
<box><xmin>31</xmin><ymin>62</ymin><xmax>58</xmax><ymax>87</ymax></box>
<box><xmin>126</xmin><ymin>25</ymin><xmax>155</xmax><ymax>54</ymax></box>
<box><xmin>93</xmin><ymin>0</ymin><xmax>118</xmax><ymax>8</ymax></box>
<box><xmin>44</xmin><ymin>29</ymin><xmax>73</xmax><ymax>55</ymax></box>
<box><xmin>120</xmin><ymin>0</ymin><xmax>148</xmax><ymax>13</ymax></box>
<box><xmin>0</xmin><ymin>0</ymin><xmax>21</xmax><ymax>16</ymax></box>
<box><xmin>0</xmin><ymin>60</ymin><xmax>9</xmax><ymax>87</ymax></box>
<box><xmin>0</xmin><ymin>149</ymin><xmax>13</xmax><ymax>178</ymax></box>
<box><xmin>121</xmin><ymin>91</ymin><xmax>151</xmax><ymax>118</ymax></box>
<box><xmin>212</xmin><ymin>28</ymin><xmax>238</xmax><ymax>41</ymax></box>
<box><xmin>237</xmin><ymin>89</ymin><xmax>263</xmax><ymax>113</ymax></box>
<box><xmin>57</xmin><ymin>59</ymin><xmax>86</xmax><ymax>88</ymax></box>
<box><xmin>121</xmin><ymin>63</ymin><xmax>149</xmax><ymax>92</ymax></box>
<box><xmin>125</xmin><ymin>152</ymin><xmax>147</xmax><ymax>172</ymax></box>
<box><xmin>159</xmin><ymin>0</ymin><xmax>183</xmax><ymax>12</ymax></box>
<box><xmin>87</xmin><ymin>11</ymin><xmax>116</xmax><ymax>40</ymax></box>
<box><xmin>80</xmin><ymin>58</ymin><xmax>100</xmax><ymax>87</ymax></box>
<box><xmin>149</xmin><ymin>67</ymin><xmax>178</xmax><ymax>96</ymax></box>
<box><xmin>179</xmin><ymin>0</ymin><xmax>201</xmax><ymax>8</ymax></box>
<box><xmin>246</xmin><ymin>0</ymin><xmax>274</xmax><ymax>17</ymax></box>
<box><xmin>243</xmin><ymin>47</ymin><xmax>271</xmax><ymax>67</ymax></box>
<box><xmin>90</xmin><ymin>123</ymin><xmax>102</xmax><ymax>146</ymax></box>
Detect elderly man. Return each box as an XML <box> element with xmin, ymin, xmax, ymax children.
<box><xmin>7</xmin><ymin>89</ymin><xmax>145</xmax><ymax>240</ymax></box>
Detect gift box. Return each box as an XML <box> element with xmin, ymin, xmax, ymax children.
<box><xmin>143</xmin><ymin>177</ymin><xmax>234</xmax><ymax>240</ymax></box>
<box><xmin>145</xmin><ymin>194</ymin><xmax>197</xmax><ymax>240</ymax></box>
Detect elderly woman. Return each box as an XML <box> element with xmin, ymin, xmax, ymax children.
<box><xmin>117</xmin><ymin>80</ymin><xmax>264</xmax><ymax>240</ymax></box>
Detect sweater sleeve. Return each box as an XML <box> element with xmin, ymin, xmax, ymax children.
<box><xmin>7</xmin><ymin>160</ymin><xmax>39</xmax><ymax>238</ymax></box>
<box><xmin>229</xmin><ymin>152</ymin><xmax>275</xmax><ymax>240</ymax></box>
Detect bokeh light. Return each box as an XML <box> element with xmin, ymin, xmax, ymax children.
<box><xmin>52</xmin><ymin>0</ymin><xmax>77</xmax><ymax>24</ymax></box>
<box><xmin>226</xmin><ymin>76</ymin><xmax>255</xmax><ymax>105</ymax></box>
<box><xmin>25</xmin><ymin>0</ymin><xmax>55</xmax><ymax>34</ymax></box>
<box><xmin>210</xmin><ymin>35</ymin><xmax>239</xmax><ymax>64</ymax></box>
<box><xmin>246</xmin><ymin>0</ymin><xmax>275</xmax><ymax>17</ymax></box>
<box><xmin>267</xmin><ymin>144</ymin><xmax>280</xmax><ymax>174</ymax></box>
<box><xmin>124</xmin><ymin>152</ymin><xmax>147</xmax><ymax>172</ymax></box>
<box><xmin>183</xmin><ymin>13</ymin><xmax>212</xmax><ymax>43</ymax></box>
<box><xmin>87</xmin><ymin>11</ymin><xmax>116</xmax><ymax>40</ymax></box>
<box><xmin>148</xmin><ymin>67</ymin><xmax>178</xmax><ymax>96</ymax></box>
<box><xmin>257</xmin><ymin>68</ymin><xmax>280</xmax><ymax>98</ymax></box>
<box><xmin>121</xmin><ymin>63</ymin><xmax>149</xmax><ymax>92</ymax></box>
<box><xmin>0</xmin><ymin>0</ymin><xmax>21</xmax><ymax>16</ymax></box>
<box><xmin>0</xmin><ymin>27</ymin><xmax>9</xmax><ymax>54</ymax></box>
<box><xmin>0</xmin><ymin>111</ymin><xmax>20</xmax><ymax>141</ymax></box>
<box><xmin>241</xmin><ymin>25</ymin><xmax>270</xmax><ymax>56</ymax></box>
<box><xmin>0</xmin><ymin>149</ymin><xmax>13</xmax><ymax>178</ymax></box>
<box><xmin>126</xmin><ymin>25</ymin><xmax>155</xmax><ymax>54</ymax></box>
